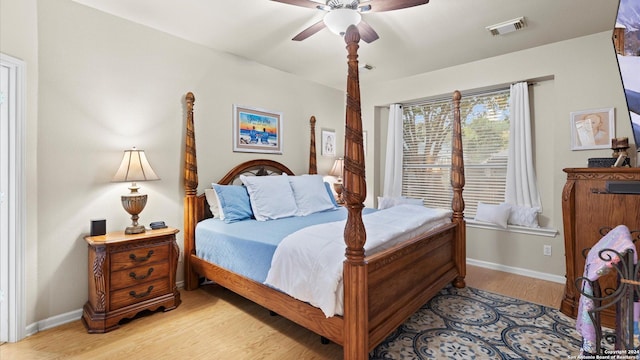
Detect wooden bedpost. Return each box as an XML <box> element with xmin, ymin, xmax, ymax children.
<box><xmin>342</xmin><ymin>25</ymin><xmax>368</xmax><ymax>360</ymax></box>
<box><xmin>309</xmin><ymin>116</ymin><xmax>317</xmax><ymax>174</ymax></box>
<box><xmin>184</xmin><ymin>92</ymin><xmax>200</xmax><ymax>291</ymax></box>
<box><xmin>451</xmin><ymin>90</ymin><xmax>466</xmax><ymax>288</ymax></box>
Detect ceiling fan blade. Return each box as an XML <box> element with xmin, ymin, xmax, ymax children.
<box><xmin>271</xmin><ymin>0</ymin><xmax>322</xmax><ymax>10</ymax></box>
<box><xmin>292</xmin><ymin>20</ymin><xmax>327</xmax><ymax>41</ymax></box>
<box><xmin>363</xmin><ymin>0</ymin><xmax>429</xmax><ymax>12</ymax></box>
<box><xmin>357</xmin><ymin>21</ymin><xmax>379</xmax><ymax>43</ymax></box>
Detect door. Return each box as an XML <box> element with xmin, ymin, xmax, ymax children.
<box><xmin>0</xmin><ymin>56</ymin><xmax>10</xmax><ymax>344</ymax></box>
<box><xmin>0</xmin><ymin>53</ymin><xmax>26</xmax><ymax>343</ymax></box>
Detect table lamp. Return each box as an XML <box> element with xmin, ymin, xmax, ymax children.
<box><xmin>112</xmin><ymin>147</ymin><xmax>160</xmax><ymax>234</ymax></box>
<box><xmin>329</xmin><ymin>157</ymin><xmax>345</xmax><ymax>204</ymax></box>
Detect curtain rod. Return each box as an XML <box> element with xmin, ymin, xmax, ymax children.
<box><xmin>395</xmin><ymin>75</ymin><xmax>554</xmax><ymax>108</ymax></box>
<box><xmin>401</xmin><ymin>86</ymin><xmax>509</xmax><ymax>107</ymax></box>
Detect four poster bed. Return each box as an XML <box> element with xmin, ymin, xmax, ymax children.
<box><xmin>182</xmin><ymin>26</ymin><xmax>466</xmax><ymax>359</ymax></box>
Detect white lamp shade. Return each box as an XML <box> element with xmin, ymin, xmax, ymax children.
<box><xmin>329</xmin><ymin>157</ymin><xmax>344</xmax><ymax>180</ymax></box>
<box><xmin>112</xmin><ymin>148</ymin><xmax>160</xmax><ymax>182</ymax></box>
<box><xmin>323</xmin><ymin>9</ymin><xmax>362</xmax><ymax>35</ymax></box>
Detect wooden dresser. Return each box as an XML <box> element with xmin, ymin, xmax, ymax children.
<box><xmin>82</xmin><ymin>227</ymin><xmax>181</xmax><ymax>333</ymax></box>
<box><xmin>561</xmin><ymin>168</ymin><xmax>640</xmax><ymax>328</ymax></box>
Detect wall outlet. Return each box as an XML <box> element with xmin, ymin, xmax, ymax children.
<box><xmin>543</xmin><ymin>245</ymin><xmax>552</xmax><ymax>256</ymax></box>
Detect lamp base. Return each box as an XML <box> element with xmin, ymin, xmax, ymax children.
<box><xmin>125</xmin><ymin>224</ymin><xmax>146</xmax><ymax>235</ymax></box>
<box><xmin>121</xmin><ymin>193</ymin><xmax>148</xmax><ymax>235</ymax></box>
<box><xmin>333</xmin><ymin>181</ymin><xmax>345</xmax><ymax>205</ymax></box>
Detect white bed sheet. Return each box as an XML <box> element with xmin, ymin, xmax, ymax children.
<box><xmin>264</xmin><ymin>204</ymin><xmax>452</xmax><ymax>317</ymax></box>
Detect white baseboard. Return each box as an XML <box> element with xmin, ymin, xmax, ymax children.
<box><xmin>467</xmin><ymin>258</ymin><xmax>566</xmax><ymax>284</ymax></box>
<box><xmin>29</xmin><ymin>309</ymin><xmax>83</xmax><ymax>336</ymax></box>
<box><xmin>24</xmin><ymin>280</ymin><xmax>186</xmax><ymax>338</ymax></box>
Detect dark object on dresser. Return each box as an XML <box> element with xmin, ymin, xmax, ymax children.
<box><xmin>90</xmin><ymin>219</ymin><xmax>106</xmax><ymax>236</ymax></box>
<box><xmin>588</xmin><ymin>157</ymin><xmax>630</xmax><ymax>168</ymax></box>
<box><xmin>606</xmin><ymin>181</ymin><xmax>640</xmax><ymax>194</ymax></box>
<box><xmin>150</xmin><ymin>221</ymin><xmax>167</xmax><ymax>230</ymax></box>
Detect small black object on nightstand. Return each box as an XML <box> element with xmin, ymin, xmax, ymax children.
<box><xmin>150</xmin><ymin>221</ymin><xmax>167</xmax><ymax>230</ymax></box>
<box><xmin>90</xmin><ymin>219</ymin><xmax>106</xmax><ymax>236</ymax></box>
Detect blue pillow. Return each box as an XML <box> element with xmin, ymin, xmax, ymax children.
<box><xmin>240</xmin><ymin>174</ymin><xmax>298</xmax><ymax>221</ymax></box>
<box><xmin>288</xmin><ymin>175</ymin><xmax>336</xmax><ymax>216</ymax></box>
<box><xmin>212</xmin><ymin>184</ymin><xmax>253</xmax><ymax>223</ymax></box>
<box><xmin>324</xmin><ymin>182</ymin><xmax>339</xmax><ymax>208</ymax></box>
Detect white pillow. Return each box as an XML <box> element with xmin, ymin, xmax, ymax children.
<box><xmin>288</xmin><ymin>175</ymin><xmax>336</xmax><ymax>216</ymax></box>
<box><xmin>474</xmin><ymin>202</ymin><xmax>511</xmax><ymax>229</ymax></box>
<box><xmin>240</xmin><ymin>174</ymin><xmax>298</xmax><ymax>221</ymax></box>
<box><xmin>507</xmin><ymin>204</ymin><xmax>540</xmax><ymax>228</ymax></box>
<box><xmin>377</xmin><ymin>196</ymin><xmax>423</xmax><ymax>210</ymax></box>
<box><xmin>204</xmin><ymin>188</ymin><xmax>222</xmax><ymax>218</ymax></box>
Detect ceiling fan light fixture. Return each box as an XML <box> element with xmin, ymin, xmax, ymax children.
<box><xmin>323</xmin><ymin>8</ymin><xmax>362</xmax><ymax>36</ymax></box>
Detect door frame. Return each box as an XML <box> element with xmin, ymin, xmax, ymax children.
<box><xmin>0</xmin><ymin>53</ymin><xmax>27</xmax><ymax>343</ymax></box>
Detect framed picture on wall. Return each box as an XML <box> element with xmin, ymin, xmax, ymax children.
<box><xmin>233</xmin><ymin>105</ymin><xmax>283</xmax><ymax>154</ymax></box>
<box><xmin>569</xmin><ymin>108</ymin><xmax>615</xmax><ymax>150</ymax></box>
<box><xmin>321</xmin><ymin>129</ymin><xmax>336</xmax><ymax>157</ymax></box>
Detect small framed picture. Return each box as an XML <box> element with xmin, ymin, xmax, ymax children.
<box><xmin>569</xmin><ymin>108</ymin><xmax>615</xmax><ymax>150</ymax></box>
<box><xmin>233</xmin><ymin>105</ymin><xmax>283</xmax><ymax>154</ymax></box>
<box><xmin>321</xmin><ymin>129</ymin><xmax>336</xmax><ymax>157</ymax></box>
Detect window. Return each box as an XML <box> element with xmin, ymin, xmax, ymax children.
<box><xmin>402</xmin><ymin>88</ymin><xmax>510</xmax><ymax>217</ymax></box>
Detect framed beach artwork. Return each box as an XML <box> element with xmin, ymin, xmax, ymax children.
<box><xmin>569</xmin><ymin>108</ymin><xmax>615</xmax><ymax>150</ymax></box>
<box><xmin>321</xmin><ymin>129</ymin><xmax>336</xmax><ymax>157</ymax></box>
<box><xmin>233</xmin><ymin>105</ymin><xmax>282</xmax><ymax>154</ymax></box>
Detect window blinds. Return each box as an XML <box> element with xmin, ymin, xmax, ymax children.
<box><xmin>402</xmin><ymin>89</ymin><xmax>510</xmax><ymax>217</ymax></box>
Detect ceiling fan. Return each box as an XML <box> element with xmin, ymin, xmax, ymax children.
<box><xmin>272</xmin><ymin>0</ymin><xmax>430</xmax><ymax>43</ymax></box>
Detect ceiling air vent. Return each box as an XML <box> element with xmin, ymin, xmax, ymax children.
<box><xmin>486</xmin><ymin>17</ymin><xmax>526</xmax><ymax>36</ymax></box>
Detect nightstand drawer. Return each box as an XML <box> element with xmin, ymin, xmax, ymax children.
<box><xmin>110</xmin><ymin>262</ymin><xmax>170</xmax><ymax>291</ymax></box>
<box><xmin>110</xmin><ymin>278</ymin><xmax>170</xmax><ymax>310</ymax></box>
<box><xmin>111</xmin><ymin>244</ymin><xmax>169</xmax><ymax>271</ymax></box>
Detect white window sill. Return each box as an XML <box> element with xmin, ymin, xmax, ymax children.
<box><xmin>466</xmin><ymin>219</ymin><xmax>558</xmax><ymax>238</ymax></box>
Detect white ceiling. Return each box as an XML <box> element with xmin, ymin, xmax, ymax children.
<box><xmin>71</xmin><ymin>0</ymin><xmax>618</xmax><ymax>90</ymax></box>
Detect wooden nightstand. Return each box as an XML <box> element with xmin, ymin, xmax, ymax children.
<box><xmin>81</xmin><ymin>227</ymin><xmax>181</xmax><ymax>333</ymax></box>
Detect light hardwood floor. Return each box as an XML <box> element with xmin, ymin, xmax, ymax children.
<box><xmin>0</xmin><ymin>265</ymin><xmax>565</xmax><ymax>360</ymax></box>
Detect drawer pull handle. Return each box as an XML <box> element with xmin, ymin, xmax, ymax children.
<box><xmin>129</xmin><ymin>250</ymin><xmax>154</xmax><ymax>262</ymax></box>
<box><xmin>129</xmin><ymin>267</ymin><xmax>154</xmax><ymax>281</ymax></box>
<box><xmin>129</xmin><ymin>286</ymin><xmax>154</xmax><ymax>299</ymax></box>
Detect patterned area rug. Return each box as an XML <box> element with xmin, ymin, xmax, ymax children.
<box><xmin>370</xmin><ymin>286</ymin><xmax>588</xmax><ymax>359</ymax></box>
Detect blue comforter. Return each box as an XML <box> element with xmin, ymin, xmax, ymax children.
<box><xmin>195</xmin><ymin>207</ymin><xmax>376</xmax><ymax>282</ymax></box>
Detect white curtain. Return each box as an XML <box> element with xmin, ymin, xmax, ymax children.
<box><xmin>383</xmin><ymin>104</ymin><xmax>403</xmax><ymax>197</ymax></box>
<box><xmin>506</xmin><ymin>82</ymin><xmax>541</xmax><ymax>209</ymax></box>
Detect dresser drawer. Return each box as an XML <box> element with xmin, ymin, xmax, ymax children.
<box><xmin>111</xmin><ymin>244</ymin><xmax>169</xmax><ymax>271</ymax></box>
<box><xmin>110</xmin><ymin>278</ymin><xmax>170</xmax><ymax>310</ymax></box>
<box><xmin>110</xmin><ymin>262</ymin><xmax>170</xmax><ymax>291</ymax></box>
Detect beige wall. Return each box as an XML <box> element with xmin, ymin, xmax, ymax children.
<box><xmin>364</xmin><ymin>31</ymin><xmax>633</xmax><ymax>279</ymax></box>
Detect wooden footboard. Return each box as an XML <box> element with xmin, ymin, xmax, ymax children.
<box><xmin>365</xmin><ymin>223</ymin><xmax>461</xmax><ymax>349</ymax></box>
